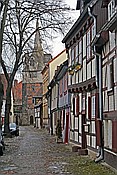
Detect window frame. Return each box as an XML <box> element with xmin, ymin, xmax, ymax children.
<box><xmin>107</xmin><ymin>59</ymin><xmax>114</xmax><ymax>93</ymax></box>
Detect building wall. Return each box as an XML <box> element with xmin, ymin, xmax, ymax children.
<box><xmin>102</xmin><ymin>23</ymin><xmax>117</xmax><ymax>153</ymax></box>
<box><xmin>42</xmin><ymin>66</ymin><xmax>49</xmax><ymax>126</ymax></box>
<box><xmin>49</xmin><ymin>50</ymin><xmax>67</xmax><ymax>82</ymax></box>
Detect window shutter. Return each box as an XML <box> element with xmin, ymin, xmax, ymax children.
<box><xmin>88</xmin><ymin>96</ymin><xmax>91</xmax><ymax>120</ymax></box>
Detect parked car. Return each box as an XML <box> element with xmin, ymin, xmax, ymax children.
<box><xmin>2</xmin><ymin>123</ymin><xmax>19</xmax><ymax>136</ymax></box>
<box><xmin>0</xmin><ymin>129</ymin><xmax>5</xmax><ymax>156</ymax></box>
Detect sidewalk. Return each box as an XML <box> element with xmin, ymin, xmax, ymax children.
<box><xmin>0</xmin><ymin>126</ymin><xmax>117</xmax><ymax>175</ymax></box>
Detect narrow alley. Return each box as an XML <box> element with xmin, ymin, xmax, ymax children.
<box><xmin>0</xmin><ymin>126</ymin><xmax>117</xmax><ymax>175</ymax></box>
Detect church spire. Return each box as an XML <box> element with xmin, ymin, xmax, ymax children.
<box><xmin>34</xmin><ymin>19</ymin><xmax>43</xmax><ymax>52</ymax></box>
<box><xmin>33</xmin><ymin>18</ymin><xmax>44</xmax><ymax>70</ymax></box>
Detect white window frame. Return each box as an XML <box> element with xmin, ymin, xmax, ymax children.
<box><xmin>108</xmin><ymin>0</ymin><xmax>116</xmax><ymax>20</ymax></box>
<box><xmin>68</xmin><ymin>48</ymin><xmax>71</xmax><ymax>66</ymax></box>
<box><xmin>91</xmin><ymin>96</ymin><xmax>95</xmax><ymax>118</ymax></box>
<box><xmin>82</xmin><ymin>97</ymin><xmax>85</xmax><ymax>111</ymax></box>
<box><xmin>107</xmin><ymin>60</ymin><xmax>114</xmax><ymax>92</ymax></box>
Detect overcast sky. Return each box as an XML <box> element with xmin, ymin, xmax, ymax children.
<box><xmin>52</xmin><ymin>0</ymin><xmax>80</xmax><ymax>57</ymax></box>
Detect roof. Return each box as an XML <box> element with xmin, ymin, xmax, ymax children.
<box><xmin>48</xmin><ymin>60</ymin><xmax>68</xmax><ymax>88</ymax></box>
<box><xmin>48</xmin><ymin>49</ymin><xmax>66</xmax><ymax>64</ymax></box>
<box><xmin>62</xmin><ymin>0</ymin><xmax>98</xmax><ymax>43</ymax></box>
<box><xmin>41</xmin><ymin>49</ymin><xmax>66</xmax><ymax>74</ymax></box>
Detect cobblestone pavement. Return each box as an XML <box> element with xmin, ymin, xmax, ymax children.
<box><xmin>0</xmin><ymin>126</ymin><xmax>117</xmax><ymax>175</ymax></box>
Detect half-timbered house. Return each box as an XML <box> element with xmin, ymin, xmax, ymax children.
<box><xmin>92</xmin><ymin>0</ymin><xmax>117</xmax><ymax>169</ymax></box>
<box><xmin>62</xmin><ymin>0</ymin><xmax>108</xmax><ymax>156</ymax></box>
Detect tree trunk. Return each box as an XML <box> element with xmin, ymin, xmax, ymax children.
<box><xmin>4</xmin><ymin>86</ymin><xmax>11</xmax><ymax>134</ymax></box>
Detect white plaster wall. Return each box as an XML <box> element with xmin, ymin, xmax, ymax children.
<box><xmin>109</xmin><ymin>95</ymin><xmax>114</xmax><ymax>111</ymax></box>
<box><xmin>79</xmin><ymin>69</ymin><xmax>82</xmax><ymax>83</ymax></box>
<box><xmin>87</xmin><ymin>62</ymin><xmax>91</xmax><ymax>80</ymax></box>
<box><xmin>49</xmin><ymin>50</ymin><xmax>67</xmax><ymax>82</ymax></box>
<box><xmin>92</xmin><ymin>59</ymin><xmax>96</xmax><ymax>77</ymax></box>
<box><xmin>79</xmin><ymin>136</ymin><xmax>81</xmax><ymax>144</ymax></box>
<box><xmin>75</xmin><ymin>117</ymin><xmax>78</xmax><ymax>129</ymax></box>
<box><xmin>102</xmin><ymin>65</ymin><xmax>107</xmax><ymax>89</ymax></box>
<box><xmin>108</xmin><ymin>120</ymin><xmax>112</xmax><ymax>149</ymax></box>
<box><xmin>68</xmin><ymin>75</ymin><xmax>71</xmax><ymax>86</ymax></box>
<box><xmin>114</xmin><ymin>86</ymin><xmax>117</xmax><ymax>110</ymax></box>
<box><xmin>114</xmin><ymin>57</ymin><xmax>117</xmax><ymax>83</ymax></box>
<box><xmin>104</xmin><ymin>120</ymin><xmax>108</xmax><ymax>147</ymax></box>
<box><xmin>103</xmin><ymin>91</ymin><xmax>108</xmax><ymax>112</ymax></box>
<box><xmin>87</xmin><ymin>135</ymin><xmax>90</xmax><ymax>146</ymax></box>
<box><xmin>72</xmin><ymin>74</ymin><xmax>75</xmax><ymax>84</ymax></box>
<box><xmin>70</xmin><ymin>131</ymin><xmax>74</xmax><ymax>140</ymax></box>
<box><xmin>71</xmin><ymin>113</ymin><xmax>74</xmax><ymax>130</ymax></box>
<box><xmin>79</xmin><ymin>115</ymin><xmax>82</xmax><ymax>134</ymax></box>
<box><xmin>104</xmin><ymin>120</ymin><xmax>112</xmax><ymax>149</ymax></box>
<box><xmin>86</xmin><ymin>93</ymin><xmax>90</xmax><ymax>119</ymax></box>
<box><xmin>83</xmin><ymin>59</ymin><xmax>86</xmax><ymax>81</ymax></box>
<box><xmin>79</xmin><ymin>93</ymin><xmax>82</xmax><ymax>112</ymax></box>
<box><xmin>75</xmin><ymin>132</ymin><xmax>78</xmax><ymax>142</ymax></box>
<box><xmin>76</xmin><ymin>72</ymin><xmax>78</xmax><ymax>84</ymax></box>
<box><xmin>71</xmin><ymin>94</ymin><xmax>74</xmax><ymax>112</ymax></box>
<box><xmin>91</xmin><ymin>136</ymin><xmax>96</xmax><ymax>148</ymax></box>
<box><xmin>83</xmin><ymin>34</ymin><xmax>86</xmax><ymax>58</ymax></box>
<box><xmin>91</xmin><ymin>121</ymin><xmax>95</xmax><ymax>134</ymax></box>
<box><xmin>109</xmin><ymin>31</ymin><xmax>115</xmax><ymax>51</ymax></box>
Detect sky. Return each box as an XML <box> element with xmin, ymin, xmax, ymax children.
<box><xmin>51</xmin><ymin>0</ymin><xmax>80</xmax><ymax>57</ymax></box>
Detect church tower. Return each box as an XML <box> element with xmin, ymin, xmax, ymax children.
<box><xmin>22</xmin><ymin>19</ymin><xmax>45</xmax><ymax>126</ymax></box>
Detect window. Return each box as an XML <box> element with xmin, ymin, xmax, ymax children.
<box><xmin>78</xmin><ymin>39</ymin><xmax>82</xmax><ymax>64</ymax></box>
<box><xmin>107</xmin><ymin>60</ymin><xmax>114</xmax><ymax>92</ymax></box>
<box><xmin>68</xmin><ymin>48</ymin><xmax>71</xmax><ymax>66</ymax></box>
<box><xmin>91</xmin><ymin>96</ymin><xmax>95</xmax><ymax>118</ymax></box>
<box><xmin>83</xmin><ymin>34</ymin><xmax>86</xmax><ymax>58</ymax></box>
<box><xmin>108</xmin><ymin>0</ymin><xmax>115</xmax><ymax>20</ymax></box>
<box><xmin>59</xmin><ymin>79</ymin><xmax>63</xmax><ymax>97</ymax></box>
<box><xmin>75</xmin><ymin>43</ymin><xmax>79</xmax><ymax>63</ymax></box>
<box><xmin>71</xmin><ymin>46</ymin><xmax>75</xmax><ymax>66</ymax></box>
<box><xmin>86</xmin><ymin>30</ymin><xmax>91</xmax><ymax>60</ymax></box>
<box><xmin>82</xmin><ymin>97</ymin><xmax>85</xmax><ymax>111</ymax></box>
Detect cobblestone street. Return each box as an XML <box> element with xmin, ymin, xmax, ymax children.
<box><xmin>0</xmin><ymin>126</ymin><xmax>117</xmax><ymax>175</ymax></box>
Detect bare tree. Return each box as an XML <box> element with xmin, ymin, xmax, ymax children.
<box><xmin>0</xmin><ymin>0</ymin><xmax>74</xmax><ymax>134</ymax></box>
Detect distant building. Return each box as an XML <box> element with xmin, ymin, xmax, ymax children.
<box><xmin>0</xmin><ymin>74</ymin><xmax>14</xmax><ymax>124</ymax></box>
<box><xmin>47</xmin><ymin>49</ymin><xmax>68</xmax><ymax>135</ymax></box>
<box><xmin>42</xmin><ymin>64</ymin><xmax>49</xmax><ymax>127</ymax></box>
<box><xmin>12</xmin><ymin>80</ymin><xmax>22</xmax><ymax>125</ymax></box>
<box><xmin>22</xmin><ymin>20</ymin><xmax>51</xmax><ymax>126</ymax></box>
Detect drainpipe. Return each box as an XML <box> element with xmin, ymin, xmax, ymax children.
<box><xmin>88</xmin><ymin>6</ymin><xmax>104</xmax><ymax>162</ymax></box>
